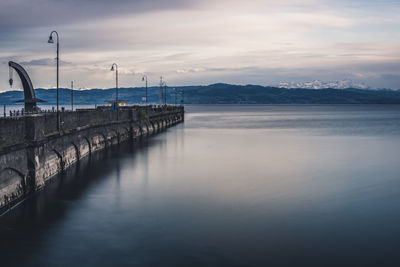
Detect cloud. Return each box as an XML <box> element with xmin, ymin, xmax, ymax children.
<box><xmin>0</xmin><ymin>0</ymin><xmax>399</xmax><ymax>90</ymax></box>
<box><xmin>20</xmin><ymin>58</ymin><xmax>71</xmax><ymax>66</ymax></box>
<box><xmin>176</xmin><ymin>68</ymin><xmax>206</xmax><ymax>74</ymax></box>
<box><xmin>0</xmin><ymin>0</ymin><xmax>202</xmax><ymax>28</ymax></box>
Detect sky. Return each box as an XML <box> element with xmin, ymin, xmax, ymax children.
<box><xmin>0</xmin><ymin>0</ymin><xmax>399</xmax><ymax>91</ymax></box>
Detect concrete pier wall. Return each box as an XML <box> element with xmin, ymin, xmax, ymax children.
<box><xmin>0</xmin><ymin>106</ymin><xmax>184</xmax><ymax>212</ymax></box>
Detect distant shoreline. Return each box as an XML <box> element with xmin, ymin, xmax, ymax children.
<box><xmin>2</xmin><ymin>84</ymin><xmax>400</xmax><ymax>105</ymax></box>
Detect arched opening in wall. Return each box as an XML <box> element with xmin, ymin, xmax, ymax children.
<box><xmin>151</xmin><ymin>121</ymin><xmax>157</xmax><ymax>133</ymax></box>
<box><xmin>149</xmin><ymin>121</ymin><xmax>156</xmax><ymax>135</ymax></box>
<box><xmin>91</xmin><ymin>133</ymin><xmax>107</xmax><ymax>152</ymax></box>
<box><xmin>52</xmin><ymin>149</ymin><xmax>65</xmax><ymax>171</ymax></box>
<box><xmin>99</xmin><ymin>133</ymin><xmax>107</xmax><ymax>148</ymax></box>
<box><xmin>108</xmin><ymin>129</ymin><xmax>119</xmax><ymax>145</ymax></box>
<box><xmin>122</xmin><ymin>127</ymin><xmax>130</xmax><ymax>141</ymax></box>
<box><xmin>157</xmin><ymin>120</ymin><xmax>162</xmax><ymax>131</ymax></box>
<box><xmin>136</xmin><ymin>124</ymin><xmax>142</xmax><ymax>138</ymax></box>
<box><xmin>27</xmin><ymin>159</ymin><xmax>36</xmax><ymax>192</ymax></box>
<box><xmin>84</xmin><ymin>136</ymin><xmax>92</xmax><ymax>155</ymax></box>
<box><xmin>114</xmin><ymin>127</ymin><xmax>129</xmax><ymax>142</ymax></box>
<box><xmin>41</xmin><ymin>148</ymin><xmax>65</xmax><ymax>181</ymax></box>
<box><xmin>0</xmin><ymin>168</ymin><xmax>26</xmax><ymax>203</ymax></box>
<box><xmin>70</xmin><ymin>142</ymin><xmax>80</xmax><ymax>162</ymax></box>
<box><xmin>157</xmin><ymin>120</ymin><xmax>162</xmax><ymax>132</ymax></box>
<box><xmin>138</xmin><ymin>125</ymin><xmax>145</xmax><ymax>139</ymax></box>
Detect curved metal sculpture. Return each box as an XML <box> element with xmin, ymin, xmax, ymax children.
<box><xmin>8</xmin><ymin>61</ymin><xmax>45</xmax><ymax>112</ymax></box>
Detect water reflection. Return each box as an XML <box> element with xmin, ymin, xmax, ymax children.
<box><xmin>1</xmin><ymin>105</ymin><xmax>400</xmax><ymax>267</ymax></box>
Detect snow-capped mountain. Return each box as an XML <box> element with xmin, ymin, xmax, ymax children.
<box><xmin>277</xmin><ymin>79</ymin><xmax>370</xmax><ymax>90</ymax></box>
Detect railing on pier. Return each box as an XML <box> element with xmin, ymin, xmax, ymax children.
<box><xmin>2</xmin><ymin>104</ymin><xmax>183</xmax><ymax>118</ymax></box>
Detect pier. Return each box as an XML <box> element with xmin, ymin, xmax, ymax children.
<box><xmin>0</xmin><ymin>106</ymin><xmax>184</xmax><ymax>213</ymax></box>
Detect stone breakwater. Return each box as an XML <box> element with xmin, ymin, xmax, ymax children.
<box><xmin>0</xmin><ymin>106</ymin><xmax>184</xmax><ymax>213</ymax></box>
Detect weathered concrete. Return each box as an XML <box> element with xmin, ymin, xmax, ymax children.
<box><xmin>0</xmin><ymin>106</ymin><xmax>184</xmax><ymax>213</ymax></box>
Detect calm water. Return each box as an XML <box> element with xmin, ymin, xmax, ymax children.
<box><xmin>1</xmin><ymin>105</ymin><xmax>400</xmax><ymax>266</ymax></box>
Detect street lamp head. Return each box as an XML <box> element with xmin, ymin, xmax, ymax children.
<box><xmin>142</xmin><ymin>76</ymin><xmax>145</xmax><ymax>81</ymax></box>
<box><xmin>110</xmin><ymin>65</ymin><xmax>114</xmax><ymax>71</ymax></box>
<box><xmin>48</xmin><ymin>35</ymin><xmax>54</xmax><ymax>44</ymax></box>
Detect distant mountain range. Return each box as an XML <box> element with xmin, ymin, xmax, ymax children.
<box><xmin>277</xmin><ymin>79</ymin><xmax>371</xmax><ymax>90</ymax></box>
<box><xmin>1</xmin><ymin>83</ymin><xmax>400</xmax><ymax>105</ymax></box>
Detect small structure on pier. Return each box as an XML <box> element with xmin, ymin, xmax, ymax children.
<box><xmin>105</xmin><ymin>100</ymin><xmax>130</xmax><ymax>110</ymax></box>
<box><xmin>8</xmin><ymin>61</ymin><xmax>45</xmax><ymax>112</ymax></box>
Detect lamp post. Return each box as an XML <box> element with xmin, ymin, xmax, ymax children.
<box><xmin>71</xmin><ymin>81</ymin><xmax>74</xmax><ymax>111</ymax></box>
<box><xmin>48</xmin><ymin>30</ymin><xmax>60</xmax><ymax>130</ymax></box>
<box><xmin>164</xmin><ymin>82</ymin><xmax>167</xmax><ymax>105</ymax></box>
<box><xmin>110</xmin><ymin>63</ymin><xmax>118</xmax><ymax>108</ymax></box>
<box><xmin>159</xmin><ymin>76</ymin><xmax>163</xmax><ymax>106</ymax></box>
<box><xmin>142</xmin><ymin>75</ymin><xmax>148</xmax><ymax>105</ymax></box>
<box><xmin>174</xmin><ymin>88</ymin><xmax>177</xmax><ymax>105</ymax></box>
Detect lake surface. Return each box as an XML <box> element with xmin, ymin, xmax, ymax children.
<box><xmin>1</xmin><ymin>105</ymin><xmax>400</xmax><ymax>266</ymax></box>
